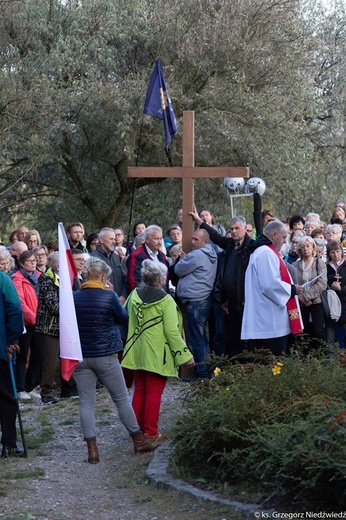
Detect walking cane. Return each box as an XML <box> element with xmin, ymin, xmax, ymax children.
<box><xmin>8</xmin><ymin>359</ymin><xmax>28</xmax><ymax>458</ymax></box>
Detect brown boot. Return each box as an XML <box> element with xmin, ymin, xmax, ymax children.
<box><xmin>87</xmin><ymin>439</ymin><xmax>99</xmax><ymax>464</ymax></box>
<box><xmin>132</xmin><ymin>432</ymin><xmax>157</xmax><ymax>454</ymax></box>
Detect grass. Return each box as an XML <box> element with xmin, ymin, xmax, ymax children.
<box><xmin>25</xmin><ymin>427</ymin><xmax>54</xmax><ymax>449</ymax></box>
<box><xmin>60</xmin><ymin>419</ymin><xmax>77</xmax><ymax>425</ymax></box>
<box><xmin>2</xmin><ymin>468</ymin><xmax>45</xmax><ymax>480</ymax></box>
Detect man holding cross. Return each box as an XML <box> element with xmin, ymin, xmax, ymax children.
<box><xmin>190</xmin><ymin>209</ymin><xmax>253</xmax><ymax>358</ymax></box>
<box><xmin>172</xmin><ymin>228</ymin><xmax>217</xmax><ymax>380</ymax></box>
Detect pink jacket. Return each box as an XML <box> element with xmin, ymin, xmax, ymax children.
<box><xmin>12</xmin><ymin>270</ymin><xmax>40</xmax><ymax>326</ymax></box>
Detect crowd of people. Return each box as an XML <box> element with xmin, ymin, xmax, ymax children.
<box><xmin>1</xmin><ymin>203</ymin><xmax>346</xmax><ymax>461</ymax></box>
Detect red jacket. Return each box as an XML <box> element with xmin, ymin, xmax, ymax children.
<box><xmin>12</xmin><ymin>270</ymin><xmax>40</xmax><ymax>326</ymax></box>
<box><xmin>127</xmin><ymin>245</ymin><xmax>169</xmax><ymax>291</ymax></box>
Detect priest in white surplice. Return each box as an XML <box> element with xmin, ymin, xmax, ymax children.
<box><xmin>241</xmin><ymin>220</ymin><xmax>304</xmax><ymax>355</ymax></box>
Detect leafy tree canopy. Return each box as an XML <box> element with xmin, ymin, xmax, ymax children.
<box><xmin>0</xmin><ymin>0</ymin><xmax>345</xmax><ymax>240</ymax></box>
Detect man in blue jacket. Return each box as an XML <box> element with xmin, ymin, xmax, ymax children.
<box><xmin>0</xmin><ymin>271</ymin><xmax>24</xmax><ymax>458</ymax></box>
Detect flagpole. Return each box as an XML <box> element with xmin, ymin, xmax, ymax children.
<box><xmin>127</xmin><ymin>116</ymin><xmax>145</xmax><ymax>245</ymax></box>
<box><xmin>127</xmin><ymin>60</ymin><xmax>178</xmax><ymax>243</ymax></box>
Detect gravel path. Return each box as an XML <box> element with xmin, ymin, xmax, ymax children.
<box><xmin>0</xmin><ymin>379</ymin><xmax>240</xmax><ymax>520</ymax></box>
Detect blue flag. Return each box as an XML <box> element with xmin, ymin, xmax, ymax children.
<box><xmin>143</xmin><ymin>60</ymin><xmax>178</xmax><ymax>151</ymax></box>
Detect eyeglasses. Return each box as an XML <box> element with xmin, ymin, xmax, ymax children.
<box><xmin>35</xmin><ymin>253</ymin><xmax>47</xmax><ymax>258</ymax></box>
<box><xmin>114</xmin><ymin>233</ymin><xmax>124</xmax><ymax>237</ymax></box>
<box><xmin>24</xmin><ymin>259</ymin><xmax>36</xmax><ymax>263</ymax></box>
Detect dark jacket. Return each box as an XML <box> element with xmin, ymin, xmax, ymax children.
<box><xmin>327</xmin><ymin>261</ymin><xmax>346</xmax><ymax>324</ymax></box>
<box><xmin>0</xmin><ymin>272</ymin><xmax>23</xmax><ymax>362</ymax></box>
<box><xmin>200</xmin><ymin>222</ymin><xmax>254</xmax><ymax>310</ymax></box>
<box><xmin>73</xmin><ymin>283</ymin><xmax>129</xmax><ymax>357</ymax></box>
<box><xmin>35</xmin><ymin>269</ymin><xmax>59</xmax><ymax>337</ymax></box>
<box><xmin>127</xmin><ymin>244</ymin><xmax>169</xmax><ymax>291</ymax></box>
<box><xmin>285</xmin><ymin>250</ymin><xmax>299</xmax><ymax>265</ymax></box>
<box><xmin>68</xmin><ymin>241</ymin><xmax>88</xmax><ymax>253</ymax></box>
<box><xmin>90</xmin><ymin>245</ymin><xmax>128</xmax><ymax>299</ymax></box>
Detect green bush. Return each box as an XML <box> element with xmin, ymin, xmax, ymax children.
<box><xmin>171</xmin><ymin>347</ymin><xmax>346</xmax><ymax>508</ymax></box>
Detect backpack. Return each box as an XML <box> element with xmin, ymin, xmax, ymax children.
<box><xmin>321</xmin><ymin>289</ymin><xmax>342</xmax><ymax>322</ymax></box>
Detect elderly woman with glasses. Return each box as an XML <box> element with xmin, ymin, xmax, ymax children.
<box><xmin>283</xmin><ymin>229</ymin><xmax>305</xmax><ymax>264</ymax></box>
<box><xmin>12</xmin><ymin>250</ymin><xmax>42</xmax><ymax>399</ymax></box>
<box><xmin>325</xmin><ymin>223</ymin><xmax>342</xmax><ymax>244</ymax></box>
<box><xmin>0</xmin><ymin>248</ymin><xmax>14</xmax><ymax>274</ymax></box>
<box><xmin>293</xmin><ymin>236</ymin><xmax>327</xmax><ymax>348</ymax></box>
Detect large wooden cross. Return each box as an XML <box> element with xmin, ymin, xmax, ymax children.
<box><xmin>128</xmin><ymin>111</ymin><xmax>249</xmax><ymax>251</ymax></box>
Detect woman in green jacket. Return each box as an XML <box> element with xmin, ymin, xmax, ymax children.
<box><xmin>122</xmin><ymin>260</ymin><xmax>194</xmax><ymax>441</ymax></box>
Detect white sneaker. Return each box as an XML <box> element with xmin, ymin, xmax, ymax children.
<box><xmin>28</xmin><ymin>389</ymin><xmax>41</xmax><ymax>399</ymax></box>
<box><xmin>18</xmin><ymin>391</ymin><xmax>31</xmax><ymax>400</ymax></box>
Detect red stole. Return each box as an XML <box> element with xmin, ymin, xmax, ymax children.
<box><xmin>267</xmin><ymin>244</ymin><xmax>303</xmax><ymax>335</ymax></box>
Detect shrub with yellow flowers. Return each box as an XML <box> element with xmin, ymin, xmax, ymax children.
<box><xmin>171</xmin><ymin>344</ymin><xmax>346</xmax><ymax>509</ymax></box>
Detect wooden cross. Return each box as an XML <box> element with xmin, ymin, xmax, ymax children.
<box><xmin>128</xmin><ymin>111</ymin><xmax>250</xmax><ymax>252</ymax></box>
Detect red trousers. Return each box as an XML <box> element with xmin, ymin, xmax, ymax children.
<box><xmin>132</xmin><ymin>370</ymin><xmax>166</xmax><ymax>436</ymax></box>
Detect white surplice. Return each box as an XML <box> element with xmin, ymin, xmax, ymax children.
<box><xmin>241</xmin><ymin>245</ymin><xmax>296</xmax><ymax>340</ymax></box>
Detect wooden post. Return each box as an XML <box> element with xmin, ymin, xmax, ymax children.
<box><xmin>128</xmin><ymin>111</ymin><xmax>249</xmax><ymax>251</ymax></box>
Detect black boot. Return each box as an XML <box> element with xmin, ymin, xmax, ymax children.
<box><xmin>1</xmin><ymin>445</ymin><xmax>24</xmax><ymax>458</ymax></box>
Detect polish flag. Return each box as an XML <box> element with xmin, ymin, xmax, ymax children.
<box><xmin>58</xmin><ymin>222</ymin><xmax>83</xmax><ymax>380</ymax></box>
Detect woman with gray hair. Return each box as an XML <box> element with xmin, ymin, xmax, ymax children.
<box><xmin>0</xmin><ymin>247</ymin><xmax>14</xmax><ymax>274</ymax></box>
<box><xmin>73</xmin><ymin>257</ymin><xmax>155</xmax><ymax>463</ymax></box>
<box><xmin>325</xmin><ymin>223</ymin><xmax>342</xmax><ymax>244</ymax></box>
<box><xmin>122</xmin><ymin>259</ymin><xmax>194</xmax><ymax>442</ymax></box>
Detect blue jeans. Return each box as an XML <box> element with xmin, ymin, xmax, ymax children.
<box><xmin>185</xmin><ymin>298</ymin><xmax>211</xmax><ymax>379</ymax></box>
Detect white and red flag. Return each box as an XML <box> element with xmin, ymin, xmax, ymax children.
<box><xmin>58</xmin><ymin>222</ymin><xmax>83</xmax><ymax>380</ymax></box>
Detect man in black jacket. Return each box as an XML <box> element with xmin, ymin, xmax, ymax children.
<box><xmin>90</xmin><ymin>228</ymin><xmax>128</xmax><ymax>303</ymax></box>
<box><xmin>190</xmin><ymin>210</ymin><xmax>254</xmax><ymax>357</ymax></box>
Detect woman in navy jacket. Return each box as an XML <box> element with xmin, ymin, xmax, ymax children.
<box><xmin>73</xmin><ymin>257</ymin><xmax>155</xmax><ymax>463</ymax></box>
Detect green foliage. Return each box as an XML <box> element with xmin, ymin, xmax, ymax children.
<box><xmin>171</xmin><ymin>348</ymin><xmax>346</xmax><ymax>508</ymax></box>
<box><xmin>1</xmin><ymin>0</ymin><xmax>346</xmax><ymax>237</ymax></box>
